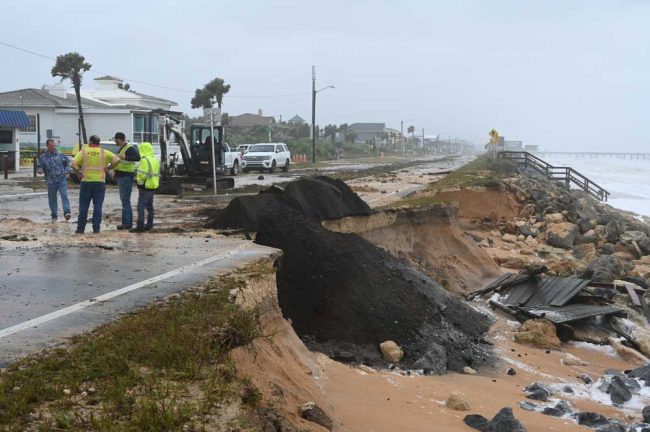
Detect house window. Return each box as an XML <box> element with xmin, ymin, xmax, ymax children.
<box><xmin>133</xmin><ymin>114</ymin><xmax>159</xmax><ymax>143</ymax></box>
<box><xmin>19</xmin><ymin>115</ymin><xmax>37</xmax><ymax>133</ymax></box>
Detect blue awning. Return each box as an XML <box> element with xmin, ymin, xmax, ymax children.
<box><xmin>0</xmin><ymin>110</ymin><xmax>30</xmax><ymax>129</ymax></box>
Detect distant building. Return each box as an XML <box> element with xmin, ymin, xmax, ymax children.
<box><xmin>348</xmin><ymin>122</ymin><xmax>386</xmax><ymax>144</ymax></box>
<box><xmin>229</xmin><ymin>109</ymin><xmax>276</xmax><ymax>127</ymax></box>
<box><xmin>287</xmin><ymin>114</ymin><xmax>306</xmax><ymax>125</ymax></box>
<box><xmin>0</xmin><ymin>76</ymin><xmax>177</xmax><ymax>150</ymax></box>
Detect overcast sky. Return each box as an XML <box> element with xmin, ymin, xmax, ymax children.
<box><xmin>1</xmin><ymin>0</ymin><xmax>648</xmax><ymax>151</ymax></box>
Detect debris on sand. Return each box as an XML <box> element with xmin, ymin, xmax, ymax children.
<box><xmin>207</xmin><ymin>176</ymin><xmax>492</xmax><ymax>371</ymax></box>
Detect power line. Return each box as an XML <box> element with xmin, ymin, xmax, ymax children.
<box><xmin>0</xmin><ymin>40</ymin><xmax>312</xmax><ymax>100</ymax></box>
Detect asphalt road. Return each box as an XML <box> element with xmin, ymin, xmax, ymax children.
<box><xmin>0</xmin><ymin>235</ymin><xmax>277</xmax><ymax>366</ymax></box>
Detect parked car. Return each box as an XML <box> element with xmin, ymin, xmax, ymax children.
<box><xmin>241</xmin><ymin>143</ymin><xmax>291</xmax><ymax>173</ymax></box>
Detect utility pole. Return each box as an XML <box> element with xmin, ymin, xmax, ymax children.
<box><xmin>421</xmin><ymin>128</ymin><xmax>425</xmax><ymax>153</ymax></box>
<box><xmin>311</xmin><ymin>65</ymin><xmax>316</xmax><ymax>163</ymax></box>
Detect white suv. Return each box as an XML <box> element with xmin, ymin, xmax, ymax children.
<box><xmin>242</xmin><ymin>143</ymin><xmax>291</xmax><ymax>173</ymax></box>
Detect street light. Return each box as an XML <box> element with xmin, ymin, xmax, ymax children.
<box><xmin>311</xmin><ymin>65</ymin><xmax>335</xmax><ymax>163</ymax></box>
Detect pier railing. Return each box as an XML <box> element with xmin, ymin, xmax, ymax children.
<box><xmin>497</xmin><ymin>151</ymin><xmax>610</xmax><ymax>202</ymax></box>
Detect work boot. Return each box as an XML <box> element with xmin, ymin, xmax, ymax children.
<box><xmin>64</xmin><ymin>213</ymin><xmax>71</xmax><ymax>221</ymax></box>
<box><xmin>130</xmin><ymin>226</ymin><xmax>145</xmax><ymax>233</ymax></box>
<box><xmin>116</xmin><ymin>224</ymin><xmax>132</xmax><ymax>230</ymax></box>
<box><xmin>144</xmin><ymin>225</ymin><xmax>153</xmax><ymax>232</ymax></box>
<box><xmin>74</xmin><ymin>229</ymin><xmax>84</xmax><ymax>234</ymax></box>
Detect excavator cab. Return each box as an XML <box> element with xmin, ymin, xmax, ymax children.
<box><xmin>188</xmin><ymin>124</ymin><xmax>226</xmax><ymax>172</ymax></box>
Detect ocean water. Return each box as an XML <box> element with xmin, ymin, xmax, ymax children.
<box><xmin>540</xmin><ymin>155</ymin><xmax>650</xmax><ymax>218</ymax></box>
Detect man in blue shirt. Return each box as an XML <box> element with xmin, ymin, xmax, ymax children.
<box><xmin>37</xmin><ymin>139</ymin><xmax>71</xmax><ymax>222</ymax></box>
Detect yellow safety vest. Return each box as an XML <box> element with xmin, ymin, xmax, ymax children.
<box><xmin>115</xmin><ymin>143</ymin><xmax>136</xmax><ymax>173</ymax></box>
<box><xmin>80</xmin><ymin>147</ymin><xmax>107</xmax><ymax>182</ymax></box>
<box><xmin>137</xmin><ymin>156</ymin><xmax>160</xmax><ymax>190</ymax></box>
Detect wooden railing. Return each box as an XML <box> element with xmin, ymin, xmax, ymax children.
<box><xmin>498</xmin><ymin>151</ymin><xmax>610</xmax><ymax>202</ymax></box>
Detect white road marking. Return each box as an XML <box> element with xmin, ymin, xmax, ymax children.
<box><xmin>0</xmin><ymin>244</ymin><xmax>252</xmax><ymax>339</ymax></box>
<box><xmin>0</xmin><ymin>192</ymin><xmax>48</xmax><ymax>199</ymax></box>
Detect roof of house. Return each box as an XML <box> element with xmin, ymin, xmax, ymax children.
<box><xmin>0</xmin><ymin>110</ymin><xmax>30</xmax><ymax>128</ymax></box>
<box><xmin>0</xmin><ymin>89</ymin><xmax>109</xmax><ymax>109</ymax></box>
<box><xmin>229</xmin><ymin>113</ymin><xmax>275</xmax><ymax>127</ymax></box>
<box><xmin>349</xmin><ymin>123</ymin><xmax>386</xmax><ymax>131</ymax></box>
<box><xmin>287</xmin><ymin>115</ymin><xmax>305</xmax><ymax>123</ymax></box>
<box><xmin>95</xmin><ymin>75</ymin><xmax>124</xmax><ymax>82</ymax></box>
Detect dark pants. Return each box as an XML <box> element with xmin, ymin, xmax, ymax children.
<box><xmin>136</xmin><ymin>188</ymin><xmax>155</xmax><ymax>229</ymax></box>
<box><xmin>77</xmin><ymin>181</ymin><xmax>106</xmax><ymax>233</ymax></box>
<box><xmin>47</xmin><ymin>177</ymin><xmax>71</xmax><ymax>220</ymax></box>
<box><xmin>116</xmin><ymin>175</ymin><xmax>134</xmax><ymax>227</ymax></box>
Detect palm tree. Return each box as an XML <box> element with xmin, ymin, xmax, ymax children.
<box><xmin>51</xmin><ymin>52</ymin><xmax>91</xmax><ymax>144</ymax></box>
<box><xmin>191</xmin><ymin>77</ymin><xmax>231</xmax><ymax>109</ymax></box>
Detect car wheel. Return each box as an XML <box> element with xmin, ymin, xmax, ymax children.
<box><xmin>230</xmin><ymin>160</ymin><xmax>239</xmax><ymax>176</ymax></box>
<box><xmin>269</xmin><ymin>160</ymin><xmax>276</xmax><ymax>173</ymax></box>
<box><xmin>282</xmin><ymin>159</ymin><xmax>290</xmax><ymax>172</ymax></box>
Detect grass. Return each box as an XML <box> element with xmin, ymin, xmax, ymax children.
<box><xmin>425</xmin><ymin>155</ymin><xmax>516</xmax><ymax>191</ymax></box>
<box><xmin>0</xmin><ymin>261</ymin><xmax>274</xmax><ymax>431</ymax></box>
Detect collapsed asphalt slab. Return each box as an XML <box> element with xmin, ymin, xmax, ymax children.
<box><xmin>207</xmin><ymin>176</ymin><xmax>493</xmax><ymax>371</ymax></box>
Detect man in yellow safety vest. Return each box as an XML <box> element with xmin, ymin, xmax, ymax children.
<box><xmin>130</xmin><ymin>142</ymin><xmax>160</xmax><ymax>233</ymax></box>
<box><xmin>113</xmin><ymin>132</ymin><xmax>140</xmax><ymax>230</ymax></box>
<box><xmin>71</xmin><ymin>135</ymin><xmax>120</xmax><ymax>234</ymax></box>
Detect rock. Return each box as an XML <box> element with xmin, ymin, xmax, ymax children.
<box><xmin>546</xmin><ymin>222</ymin><xmax>579</xmax><ymax>249</ymax></box>
<box><xmin>563</xmin><ymin>386</ymin><xmax>574</xmax><ymax>394</ymax></box>
<box><xmin>446</xmin><ymin>391</ymin><xmax>470</xmax><ymax>411</ymax></box>
<box><xmin>483</xmin><ymin>407</ymin><xmax>528</xmax><ymax>432</ymax></box>
<box><xmin>494</xmin><ymin>255</ymin><xmax>530</xmax><ymax>270</ymax></box>
<box><xmin>594</xmin><ymin>421</ymin><xmax>627</xmax><ymax>432</ymax></box>
<box><xmin>519</xmin><ymin>225</ymin><xmax>538</xmax><ymax>238</ymax></box>
<box><xmin>545</xmin><ymin>213</ymin><xmax>565</xmax><ymax>224</ymax></box>
<box><xmin>583</xmin><ymin>255</ymin><xmax>624</xmax><ymax>283</ymax></box>
<box><xmin>502</xmin><ymin>233</ymin><xmax>518</xmax><ymax>243</ymax></box>
<box><xmin>573</xmin><ymin>243</ymin><xmax>597</xmax><ymax>260</ymax></box>
<box><xmin>640</xmin><ymin>238</ymin><xmax>650</xmax><ymax>256</ymax></box>
<box><xmin>464</xmin><ymin>414</ymin><xmax>489</xmax><ymax>431</ymax></box>
<box><xmin>561</xmin><ymin>353</ymin><xmax>589</xmax><ymax>366</ymax></box>
<box><xmin>463</xmin><ymin>366</ymin><xmax>477</xmax><ymax>375</ymax></box>
<box><xmin>412</xmin><ymin>343</ymin><xmax>446</xmax><ymax>374</ymax></box>
<box><xmin>565</xmin><ymin>322</ymin><xmax>610</xmax><ymax>344</ymax></box>
<box><xmin>626</xmin><ymin>364</ymin><xmax>650</xmax><ymax>384</ymax></box>
<box><xmin>629</xmin><ymin>423</ymin><xmax>650</xmax><ymax>432</ymax></box>
<box><xmin>507</xmin><ymin>368</ymin><xmax>516</xmax><ymax>376</ymax></box>
<box><xmin>605</xmin><ymin>220</ymin><xmax>626</xmax><ymax>243</ymax></box>
<box><xmin>578</xmin><ymin>218</ymin><xmax>595</xmax><ymax>234</ymax></box>
<box><xmin>299</xmin><ymin>402</ymin><xmax>333</xmax><ymax>430</ymax></box>
<box><xmin>573</xmin><ymin>412</ymin><xmax>610</xmax><ymax>428</ymax></box>
<box><xmin>542</xmin><ymin>400</ymin><xmax>573</xmax><ymax>418</ymax></box>
<box><xmin>599</xmin><ymin>243</ymin><xmax>617</xmax><ymax>256</ymax></box>
<box><xmin>621</xmin><ymin>231</ymin><xmax>648</xmax><ymax>243</ymax></box>
<box><xmin>525</xmin><ymin>382</ymin><xmax>552</xmax><ymax>401</ymax></box>
<box><xmin>513</xmin><ymin>319</ymin><xmax>561</xmax><ymax>349</ymax></box>
<box><xmin>579</xmin><ymin>374</ymin><xmax>594</xmax><ymax>384</ymax></box>
<box><xmin>608</xmin><ymin>337</ymin><xmax>650</xmax><ymax>365</ymax></box>
<box><xmin>643</xmin><ymin>406</ymin><xmax>650</xmax><ymax>423</ymax></box>
<box><xmin>599</xmin><ymin>375</ymin><xmax>632</xmax><ymax>405</ymax></box>
<box><xmin>379</xmin><ymin>340</ymin><xmax>404</xmax><ymax>364</ymax></box>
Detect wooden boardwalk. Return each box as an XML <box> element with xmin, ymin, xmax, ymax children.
<box><xmin>498</xmin><ymin>151</ymin><xmax>610</xmax><ymax>201</ymax></box>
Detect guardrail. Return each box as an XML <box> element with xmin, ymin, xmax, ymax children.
<box><xmin>498</xmin><ymin>151</ymin><xmax>610</xmax><ymax>202</ymax></box>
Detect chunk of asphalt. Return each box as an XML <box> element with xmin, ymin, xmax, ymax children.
<box><xmin>518</xmin><ymin>401</ymin><xmax>538</xmax><ymax>412</ymax></box>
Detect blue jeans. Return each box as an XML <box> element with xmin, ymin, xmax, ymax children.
<box><xmin>136</xmin><ymin>189</ymin><xmax>155</xmax><ymax>228</ymax></box>
<box><xmin>77</xmin><ymin>182</ymin><xmax>106</xmax><ymax>233</ymax></box>
<box><xmin>116</xmin><ymin>175</ymin><xmax>134</xmax><ymax>227</ymax></box>
<box><xmin>47</xmin><ymin>177</ymin><xmax>71</xmax><ymax>220</ymax></box>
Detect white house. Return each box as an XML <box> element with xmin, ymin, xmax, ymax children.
<box><xmin>0</xmin><ymin>76</ymin><xmax>177</xmax><ymax>153</ymax></box>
